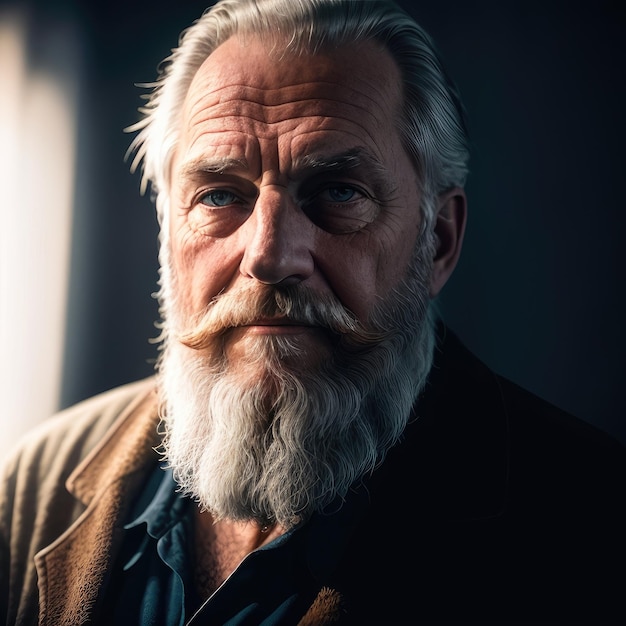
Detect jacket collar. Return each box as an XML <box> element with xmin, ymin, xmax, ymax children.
<box><xmin>66</xmin><ymin>382</ymin><xmax>161</xmax><ymax>506</ymax></box>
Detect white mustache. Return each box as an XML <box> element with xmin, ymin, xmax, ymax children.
<box><xmin>177</xmin><ymin>284</ymin><xmax>382</xmax><ymax>350</ymax></box>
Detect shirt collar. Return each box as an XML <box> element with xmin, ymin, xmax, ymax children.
<box><xmin>125</xmin><ymin>465</ymin><xmax>190</xmax><ymax>539</ymax></box>
<box><xmin>122</xmin><ymin>463</ymin><xmax>362</xmax><ymax>584</ymax></box>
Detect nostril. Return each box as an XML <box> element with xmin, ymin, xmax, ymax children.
<box><xmin>240</xmin><ymin>244</ymin><xmax>313</xmax><ymax>285</ymax></box>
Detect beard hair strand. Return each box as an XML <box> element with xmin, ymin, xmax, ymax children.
<box><xmin>157</xmin><ymin>233</ymin><xmax>436</xmax><ymax>529</ymax></box>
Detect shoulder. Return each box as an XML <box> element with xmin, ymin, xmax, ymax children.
<box><xmin>438</xmin><ymin>326</ymin><xmax>625</xmax><ymax>514</ymax></box>
<box><xmin>495</xmin><ymin>374</ymin><xmax>625</xmax><ymax>512</ymax></box>
<box><xmin>1</xmin><ymin>377</ymin><xmax>157</xmax><ymax>490</ymax></box>
<box><xmin>434</xmin><ymin>323</ymin><xmax>624</xmax><ymax>455</ymax></box>
<box><xmin>496</xmin><ymin>372</ymin><xmax>623</xmax><ymax>459</ymax></box>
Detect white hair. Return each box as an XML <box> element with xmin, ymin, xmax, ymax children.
<box><xmin>126</xmin><ymin>0</ymin><xmax>469</xmax><ymax>227</ymax></box>
<box><xmin>126</xmin><ymin>0</ymin><xmax>470</xmax><ymax>337</ymax></box>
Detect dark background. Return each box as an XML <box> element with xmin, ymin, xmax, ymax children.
<box><xmin>5</xmin><ymin>0</ymin><xmax>625</xmax><ymax>444</ymax></box>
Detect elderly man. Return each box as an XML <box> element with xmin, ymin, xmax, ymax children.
<box><xmin>1</xmin><ymin>0</ymin><xmax>624</xmax><ymax>624</ymax></box>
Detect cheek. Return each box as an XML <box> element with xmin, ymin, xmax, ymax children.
<box><xmin>375</xmin><ymin>228</ymin><xmax>419</xmax><ymax>286</ymax></box>
<box><xmin>373</xmin><ymin>196</ymin><xmax>423</xmax><ymax>287</ymax></box>
<box><xmin>170</xmin><ymin>221</ymin><xmax>238</xmax><ymax>314</ymax></box>
<box><xmin>315</xmin><ymin>238</ymin><xmax>384</xmax><ymax>320</ymax></box>
<box><xmin>321</xmin><ymin>219</ymin><xmax>420</xmax><ymax>321</ymax></box>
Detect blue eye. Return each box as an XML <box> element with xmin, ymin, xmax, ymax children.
<box><xmin>302</xmin><ymin>183</ymin><xmax>378</xmax><ymax>234</ymax></box>
<box><xmin>200</xmin><ymin>190</ymin><xmax>238</xmax><ymax>207</ymax></box>
<box><xmin>322</xmin><ymin>186</ymin><xmax>356</xmax><ymax>203</ymax></box>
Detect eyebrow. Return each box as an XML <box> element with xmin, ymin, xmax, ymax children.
<box><xmin>294</xmin><ymin>147</ymin><xmax>395</xmax><ymax>196</ymax></box>
<box><xmin>178</xmin><ymin>156</ymin><xmax>250</xmax><ymax>180</ymax></box>
<box><xmin>295</xmin><ymin>148</ymin><xmax>385</xmax><ymax>177</ymax></box>
<box><xmin>177</xmin><ymin>148</ymin><xmax>394</xmax><ymax>194</ymax></box>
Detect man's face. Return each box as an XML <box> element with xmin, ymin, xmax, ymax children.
<box><xmin>168</xmin><ymin>35</ymin><xmax>425</xmax><ymax>372</ymax></box>
<box><xmin>158</xmin><ymin>34</ymin><xmax>443</xmax><ymax>526</ymax></box>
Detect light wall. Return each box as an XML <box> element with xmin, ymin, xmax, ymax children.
<box><xmin>0</xmin><ymin>8</ymin><xmax>80</xmax><ymax>458</ymax></box>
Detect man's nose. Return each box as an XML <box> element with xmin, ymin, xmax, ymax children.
<box><xmin>240</xmin><ymin>187</ymin><xmax>314</xmax><ymax>285</ymax></box>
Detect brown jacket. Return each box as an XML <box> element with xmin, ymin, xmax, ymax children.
<box><xmin>0</xmin><ymin>379</ymin><xmax>342</xmax><ymax>625</ymax></box>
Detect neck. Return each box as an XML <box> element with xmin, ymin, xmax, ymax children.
<box><xmin>193</xmin><ymin>508</ymin><xmax>287</xmax><ymax>599</ymax></box>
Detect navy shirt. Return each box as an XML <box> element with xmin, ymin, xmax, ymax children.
<box><xmin>102</xmin><ymin>466</ymin><xmax>365</xmax><ymax>625</ymax></box>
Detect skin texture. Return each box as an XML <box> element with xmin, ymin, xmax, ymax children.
<box><xmin>169</xmin><ymin>35</ymin><xmax>465</xmax><ymax>365</ymax></box>
<box><xmin>166</xmin><ymin>35</ymin><xmax>466</xmax><ymax>598</ymax></box>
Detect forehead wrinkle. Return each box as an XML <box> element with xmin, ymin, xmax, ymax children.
<box><xmin>183</xmin><ymin>113</ymin><xmax>387</xmax><ymax>158</ymax></box>
<box><xmin>288</xmin><ymin>123</ymin><xmax>397</xmax><ymax>164</ymax></box>
<box><xmin>181</xmin><ymin>119</ymin><xmax>398</xmax><ymax>184</ymax></box>
<box><xmin>186</xmin><ymin>97</ymin><xmax>386</xmax><ymax>136</ymax></box>
<box><xmin>184</xmin><ymin>75</ymin><xmax>396</xmax><ymax>134</ymax></box>
<box><xmin>186</xmin><ymin>78</ymin><xmax>391</xmax><ymax>110</ymax></box>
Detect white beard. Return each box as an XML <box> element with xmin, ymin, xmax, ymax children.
<box><xmin>157</xmin><ymin>233</ymin><xmax>436</xmax><ymax>529</ymax></box>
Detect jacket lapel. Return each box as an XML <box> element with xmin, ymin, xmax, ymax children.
<box><xmin>34</xmin><ymin>385</ymin><xmax>160</xmax><ymax>626</ymax></box>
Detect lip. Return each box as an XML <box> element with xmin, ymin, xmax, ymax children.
<box><xmin>239</xmin><ymin>318</ymin><xmax>315</xmax><ymax>335</ymax></box>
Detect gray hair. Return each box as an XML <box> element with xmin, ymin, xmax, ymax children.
<box><xmin>126</xmin><ymin>0</ymin><xmax>470</xmax><ymax>231</ymax></box>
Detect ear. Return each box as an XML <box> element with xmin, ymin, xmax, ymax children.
<box><xmin>429</xmin><ymin>187</ymin><xmax>467</xmax><ymax>298</ymax></box>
